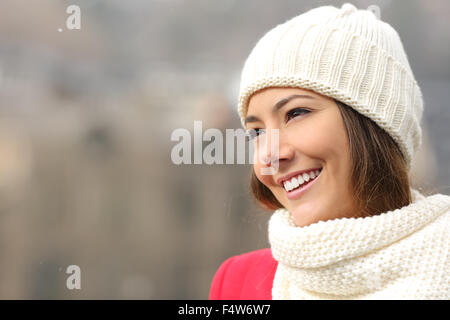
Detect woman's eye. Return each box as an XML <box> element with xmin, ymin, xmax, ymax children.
<box><xmin>245</xmin><ymin>128</ymin><xmax>265</xmax><ymax>140</ymax></box>
<box><xmin>286</xmin><ymin>107</ymin><xmax>310</xmax><ymax>122</ymax></box>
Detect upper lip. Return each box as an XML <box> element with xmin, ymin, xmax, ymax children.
<box><xmin>277</xmin><ymin>167</ymin><xmax>322</xmax><ymax>186</ymax></box>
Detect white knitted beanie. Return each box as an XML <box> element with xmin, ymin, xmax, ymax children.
<box><xmin>238</xmin><ymin>3</ymin><xmax>423</xmax><ymax>168</ymax></box>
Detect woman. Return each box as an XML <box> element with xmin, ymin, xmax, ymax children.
<box><xmin>209</xmin><ymin>3</ymin><xmax>450</xmax><ymax>299</ymax></box>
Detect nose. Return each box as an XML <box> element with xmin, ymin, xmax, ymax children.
<box><xmin>258</xmin><ymin>128</ymin><xmax>293</xmax><ymax>173</ymax></box>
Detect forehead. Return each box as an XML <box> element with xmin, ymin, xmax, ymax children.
<box><xmin>247</xmin><ymin>87</ymin><xmax>329</xmax><ymax>110</ymax></box>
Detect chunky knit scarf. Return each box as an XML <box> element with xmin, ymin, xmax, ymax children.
<box><xmin>268</xmin><ymin>189</ymin><xmax>450</xmax><ymax>299</ymax></box>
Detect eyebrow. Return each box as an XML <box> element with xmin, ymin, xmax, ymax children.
<box><xmin>244</xmin><ymin>94</ymin><xmax>316</xmax><ymax>124</ymax></box>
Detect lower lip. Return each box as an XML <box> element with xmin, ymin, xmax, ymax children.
<box><xmin>285</xmin><ymin>172</ymin><xmax>321</xmax><ymax>200</ymax></box>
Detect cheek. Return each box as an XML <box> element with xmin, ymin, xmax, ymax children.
<box><xmin>253</xmin><ymin>158</ymin><xmax>272</xmax><ymax>188</ymax></box>
<box><xmin>287</xmin><ymin>123</ymin><xmax>338</xmax><ymax>160</ymax></box>
<box><xmin>253</xmin><ymin>163</ymin><xmax>283</xmax><ymax>200</ymax></box>
<box><xmin>299</xmin><ymin>114</ymin><xmax>352</xmax><ymax>197</ymax></box>
<box><xmin>252</xmin><ymin>139</ymin><xmax>273</xmax><ymax>186</ymax></box>
<box><xmin>293</xmin><ymin>113</ymin><xmax>349</xmax><ymax>161</ymax></box>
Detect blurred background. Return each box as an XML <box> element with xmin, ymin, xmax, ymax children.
<box><xmin>0</xmin><ymin>0</ymin><xmax>448</xmax><ymax>299</ymax></box>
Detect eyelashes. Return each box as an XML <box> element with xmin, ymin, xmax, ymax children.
<box><xmin>285</xmin><ymin>107</ymin><xmax>310</xmax><ymax>122</ymax></box>
<box><xmin>245</xmin><ymin>128</ymin><xmax>265</xmax><ymax>140</ymax></box>
<box><xmin>246</xmin><ymin>107</ymin><xmax>310</xmax><ymax>140</ymax></box>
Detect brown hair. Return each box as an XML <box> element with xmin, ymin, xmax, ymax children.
<box><xmin>250</xmin><ymin>100</ymin><xmax>412</xmax><ymax>217</ymax></box>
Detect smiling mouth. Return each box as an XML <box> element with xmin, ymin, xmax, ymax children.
<box><xmin>282</xmin><ymin>168</ymin><xmax>322</xmax><ymax>192</ymax></box>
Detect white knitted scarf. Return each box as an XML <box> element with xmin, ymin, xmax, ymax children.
<box><xmin>269</xmin><ymin>189</ymin><xmax>450</xmax><ymax>299</ymax></box>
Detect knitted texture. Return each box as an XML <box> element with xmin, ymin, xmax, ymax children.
<box><xmin>237</xmin><ymin>3</ymin><xmax>423</xmax><ymax>168</ymax></box>
<box><xmin>268</xmin><ymin>189</ymin><xmax>450</xmax><ymax>299</ymax></box>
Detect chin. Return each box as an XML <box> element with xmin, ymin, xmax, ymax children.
<box><xmin>292</xmin><ymin>216</ymin><xmax>317</xmax><ymax>227</ymax></box>
<box><xmin>290</xmin><ymin>205</ymin><xmax>325</xmax><ymax>227</ymax></box>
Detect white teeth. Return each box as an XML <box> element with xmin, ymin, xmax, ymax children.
<box><xmin>302</xmin><ymin>172</ymin><xmax>310</xmax><ymax>182</ymax></box>
<box><xmin>283</xmin><ymin>169</ymin><xmax>322</xmax><ymax>192</ymax></box>
<box><xmin>286</xmin><ymin>181</ymin><xmax>293</xmax><ymax>191</ymax></box>
<box><xmin>290</xmin><ymin>181</ymin><xmax>296</xmax><ymax>191</ymax></box>
<box><xmin>291</xmin><ymin>177</ymin><xmax>299</xmax><ymax>189</ymax></box>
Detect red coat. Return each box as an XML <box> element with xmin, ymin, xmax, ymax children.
<box><xmin>209</xmin><ymin>248</ymin><xmax>278</xmax><ymax>300</ymax></box>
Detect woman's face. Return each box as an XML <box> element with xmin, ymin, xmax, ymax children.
<box><xmin>246</xmin><ymin>87</ymin><xmax>359</xmax><ymax>227</ymax></box>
